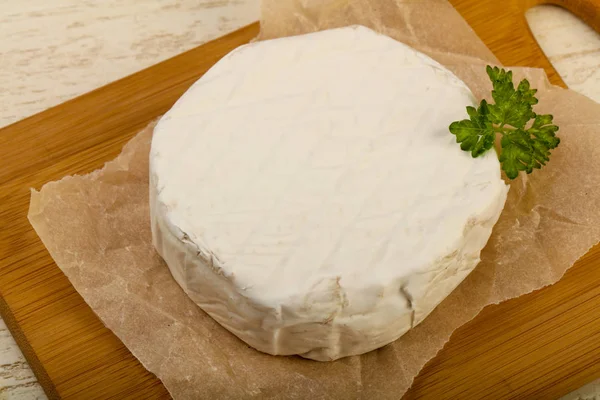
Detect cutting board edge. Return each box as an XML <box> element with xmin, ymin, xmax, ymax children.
<box><xmin>0</xmin><ymin>294</ymin><xmax>60</xmax><ymax>400</ymax></box>
<box><xmin>0</xmin><ymin>22</ymin><xmax>261</xmax><ymax>399</ymax></box>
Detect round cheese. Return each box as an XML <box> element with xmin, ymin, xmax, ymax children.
<box><xmin>150</xmin><ymin>25</ymin><xmax>508</xmax><ymax>361</ymax></box>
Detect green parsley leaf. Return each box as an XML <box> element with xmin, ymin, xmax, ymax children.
<box><xmin>499</xmin><ymin>129</ymin><xmax>535</xmax><ymax>179</ymax></box>
<box><xmin>486</xmin><ymin>65</ymin><xmax>536</xmax><ymax>129</ymax></box>
<box><xmin>449</xmin><ymin>100</ymin><xmax>495</xmax><ymax>157</ymax></box>
<box><xmin>449</xmin><ymin>65</ymin><xmax>560</xmax><ymax>179</ymax></box>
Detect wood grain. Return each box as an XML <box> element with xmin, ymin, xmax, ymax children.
<box><xmin>0</xmin><ymin>319</ymin><xmax>43</xmax><ymax>398</ymax></box>
<box><xmin>406</xmin><ymin>245</ymin><xmax>600</xmax><ymax>399</ymax></box>
<box><xmin>450</xmin><ymin>0</ymin><xmax>600</xmax><ymax>87</ymax></box>
<box><xmin>0</xmin><ymin>1</ymin><xmax>599</xmax><ymax>399</ymax></box>
<box><xmin>526</xmin><ymin>5</ymin><xmax>600</xmax><ymax>104</ymax></box>
<box><xmin>0</xmin><ymin>0</ymin><xmax>259</xmax><ymax>129</ymax></box>
<box><xmin>0</xmin><ymin>23</ymin><xmax>260</xmax><ymax>399</ymax></box>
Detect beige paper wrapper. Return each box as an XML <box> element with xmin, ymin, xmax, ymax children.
<box><xmin>28</xmin><ymin>1</ymin><xmax>600</xmax><ymax>398</ymax></box>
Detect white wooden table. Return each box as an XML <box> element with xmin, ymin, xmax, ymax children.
<box><xmin>0</xmin><ymin>2</ymin><xmax>599</xmax><ymax>399</ymax></box>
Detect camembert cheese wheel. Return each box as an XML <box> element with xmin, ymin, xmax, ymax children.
<box><xmin>150</xmin><ymin>26</ymin><xmax>508</xmax><ymax>361</ymax></box>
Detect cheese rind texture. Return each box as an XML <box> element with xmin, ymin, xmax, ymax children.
<box><xmin>150</xmin><ymin>26</ymin><xmax>509</xmax><ymax>361</ymax></box>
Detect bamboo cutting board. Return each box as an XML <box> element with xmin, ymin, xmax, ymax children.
<box><xmin>1</xmin><ymin>1</ymin><xmax>599</xmax><ymax>399</ymax></box>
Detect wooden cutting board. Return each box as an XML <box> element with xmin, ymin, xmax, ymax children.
<box><xmin>1</xmin><ymin>1</ymin><xmax>599</xmax><ymax>399</ymax></box>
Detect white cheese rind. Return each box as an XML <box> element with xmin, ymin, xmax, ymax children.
<box><xmin>150</xmin><ymin>26</ymin><xmax>509</xmax><ymax>361</ymax></box>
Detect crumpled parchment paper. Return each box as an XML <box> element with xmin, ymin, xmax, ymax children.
<box><xmin>28</xmin><ymin>0</ymin><xmax>600</xmax><ymax>398</ymax></box>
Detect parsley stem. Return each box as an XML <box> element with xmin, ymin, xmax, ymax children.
<box><xmin>449</xmin><ymin>65</ymin><xmax>559</xmax><ymax>179</ymax></box>
<box><xmin>493</xmin><ymin>125</ymin><xmax>516</xmax><ymax>135</ymax></box>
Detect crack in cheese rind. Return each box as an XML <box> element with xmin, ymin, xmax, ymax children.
<box><xmin>150</xmin><ymin>26</ymin><xmax>509</xmax><ymax>361</ymax></box>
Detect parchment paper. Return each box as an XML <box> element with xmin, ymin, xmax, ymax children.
<box><xmin>28</xmin><ymin>0</ymin><xmax>600</xmax><ymax>398</ymax></box>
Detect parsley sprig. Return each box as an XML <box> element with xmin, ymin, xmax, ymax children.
<box><xmin>449</xmin><ymin>66</ymin><xmax>560</xmax><ymax>179</ymax></box>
